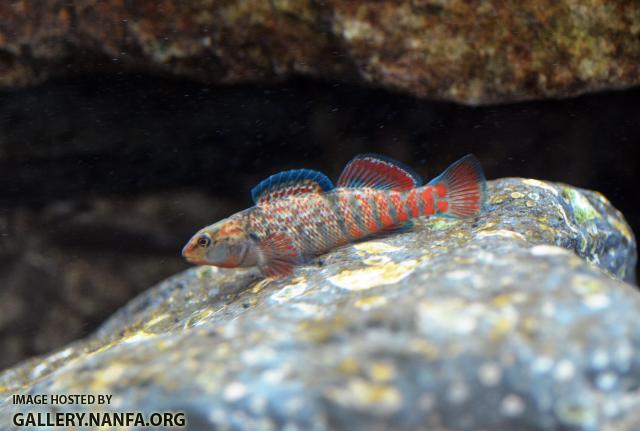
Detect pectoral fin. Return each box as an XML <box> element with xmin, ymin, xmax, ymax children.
<box><xmin>258</xmin><ymin>232</ymin><xmax>303</xmax><ymax>278</ymax></box>
<box><xmin>378</xmin><ymin>221</ymin><xmax>415</xmax><ymax>236</ymax></box>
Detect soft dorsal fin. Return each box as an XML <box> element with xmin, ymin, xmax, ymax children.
<box><xmin>337</xmin><ymin>153</ymin><xmax>423</xmax><ymax>191</ymax></box>
<box><xmin>251</xmin><ymin>169</ymin><xmax>334</xmax><ymax>204</ymax></box>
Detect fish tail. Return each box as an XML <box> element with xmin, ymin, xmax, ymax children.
<box><xmin>427</xmin><ymin>154</ymin><xmax>486</xmax><ymax>218</ymax></box>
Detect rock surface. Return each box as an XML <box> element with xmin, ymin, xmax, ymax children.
<box><xmin>1</xmin><ymin>1</ymin><xmax>639</xmax><ymax>103</ymax></box>
<box><xmin>0</xmin><ymin>178</ymin><xmax>638</xmax><ymax>430</ymax></box>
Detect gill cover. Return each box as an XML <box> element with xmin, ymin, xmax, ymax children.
<box><xmin>182</xmin><ymin>217</ymin><xmax>258</xmax><ymax>268</ymax></box>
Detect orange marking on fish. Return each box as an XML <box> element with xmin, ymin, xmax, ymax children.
<box><xmin>407</xmin><ymin>190</ymin><xmax>419</xmax><ymax>218</ymax></box>
<box><xmin>366</xmin><ymin>216</ymin><xmax>378</xmax><ymax>232</ymax></box>
<box><xmin>435</xmin><ymin>183</ymin><xmax>447</xmax><ymax>198</ymax></box>
<box><xmin>391</xmin><ymin>193</ymin><xmax>408</xmax><ymax>222</ymax></box>
<box><xmin>438</xmin><ymin>200</ymin><xmax>449</xmax><ymax>213</ymax></box>
<box><xmin>353</xmin><ymin>194</ymin><xmax>371</xmax><ymax>232</ymax></box>
<box><xmin>358</xmin><ymin>195</ymin><xmax>378</xmax><ymax>232</ymax></box>
<box><xmin>422</xmin><ymin>187</ymin><xmax>434</xmax><ymax>215</ymax></box>
<box><xmin>349</xmin><ymin>218</ymin><xmax>364</xmax><ymax>238</ymax></box>
<box><xmin>341</xmin><ymin>194</ymin><xmax>363</xmax><ymax>239</ymax></box>
<box><xmin>376</xmin><ymin>195</ymin><xmax>394</xmax><ymax>226</ymax></box>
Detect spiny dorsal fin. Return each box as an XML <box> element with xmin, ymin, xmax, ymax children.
<box><xmin>251</xmin><ymin>169</ymin><xmax>334</xmax><ymax>204</ymax></box>
<box><xmin>337</xmin><ymin>153</ymin><xmax>422</xmax><ymax>191</ymax></box>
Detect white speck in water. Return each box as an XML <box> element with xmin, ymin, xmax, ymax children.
<box><xmin>30</xmin><ymin>363</ymin><xmax>48</xmax><ymax>379</ymax></box>
<box><xmin>46</xmin><ymin>347</ymin><xmax>74</xmax><ymax>362</ymax></box>
<box><xmin>553</xmin><ymin>360</ymin><xmax>575</xmax><ymax>381</ymax></box>
<box><xmin>530</xmin><ymin>244</ymin><xmax>571</xmax><ymax>256</ymax></box>
<box><xmin>541</xmin><ymin>301</ymin><xmax>556</xmax><ymax>316</ymax></box>
<box><xmin>447</xmin><ymin>381</ymin><xmax>469</xmax><ymax>404</ymax></box>
<box><xmin>478</xmin><ymin>362</ymin><xmax>502</xmax><ymax>386</ymax></box>
<box><xmin>591</xmin><ymin>349</ymin><xmax>609</xmax><ymax>369</ymax></box>
<box><xmin>596</xmin><ymin>372</ymin><xmax>618</xmax><ymax>391</ymax></box>
<box><xmin>271</xmin><ymin>282</ymin><xmax>308</xmax><ymax>303</ymax></box>
<box><xmin>455</xmin><ymin>315</ymin><xmax>477</xmax><ymax>334</ymax></box>
<box><xmin>527</xmin><ymin>192</ymin><xmax>540</xmax><ymax>201</ymax></box>
<box><xmin>263</xmin><ymin>366</ymin><xmax>289</xmax><ymax>384</ymax></box>
<box><xmin>584</xmin><ymin>294</ymin><xmax>610</xmax><ymax>309</ymax></box>
<box><xmin>445</xmin><ymin>269</ymin><xmax>472</xmax><ymax>280</ymax></box>
<box><xmin>242</xmin><ymin>347</ymin><xmax>276</xmax><ymax>365</ymax></box>
<box><xmin>110</xmin><ymin>396</ymin><xmax>124</xmax><ymax>408</ymax></box>
<box><xmin>291</xmin><ymin>302</ymin><xmax>322</xmax><ymax>316</ymax></box>
<box><xmin>603</xmin><ymin>399</ymin><xmax>620</xmax><ymax>417</ymax></box>
<box><xmin>500</xmin><ymin>394</ymin><xmax>525</xmax><ymax>417</ymax></box>
<box><xmin>224</xmin><ymin>382</ymin><xmax>248</xmax><ymax>401</ymax></box>
<box><xmin>209</xmin><ymin>407</ymin><xmax>228</xmax><ymax>425</ymax></box>
<box><xmin>614</xmin><ymin>341</ymin><xmax>633</xmax><ymax>364</ymax></box>
<box><xmin>283</xmin><ymin>397</ymin><xmax>305</xmax><ymax>415</ymax></box>
<box><xmin>250</xmin><ymin>395</ymin><xmax>268</xmax><ymax>415</ymax></box>
<box><xmin>532</xmin><ymin>356</ymin><xmax>554</xmax><ymax>374</ymax></box>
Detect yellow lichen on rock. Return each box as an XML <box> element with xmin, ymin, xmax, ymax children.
<box><xmin>328</xmin><ymin>260</ymin><xmax>417</xmax><ymax>290</ymax></box>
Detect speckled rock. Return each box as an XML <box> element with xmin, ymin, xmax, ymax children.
<box><xmin>0</xmin><ymin>178</ymin><xmax>638</xmax><ymax>430</ymax></box>
<box><xmin>1</xmin><ymin>1</ymin><xmax>640</xmax><ymax>103</ymax></box>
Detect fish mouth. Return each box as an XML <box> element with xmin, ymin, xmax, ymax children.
<box><xmin>183</xmin><ymin>254</ymin><xmax>209</xmax><ymax>266</ymax></box>
<box><xmin>181</xmin><ymin>243</ymin><xmax>205</xmax><ymax>264</ymax></box>
<box><xmin>182</xmin><ymin>240</ymin><xmax>203</xmax><ymax>257</ymax></box>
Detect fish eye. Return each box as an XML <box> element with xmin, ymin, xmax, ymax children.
<box><xmin>197</xmin><ymin>235</ymin><xmax>211</xmax><ymax>248</ymax></box>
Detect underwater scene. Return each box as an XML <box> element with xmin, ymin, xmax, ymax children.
<box><xmin>0</xmin><ymin>1</ymin><xmax>639</xmax><ymax>430</ymax></box>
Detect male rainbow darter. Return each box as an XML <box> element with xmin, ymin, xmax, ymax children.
<box><xmin>182</xmin><ymin>154</ymin><xmax>486</xmax><ymax>277</ymax></box>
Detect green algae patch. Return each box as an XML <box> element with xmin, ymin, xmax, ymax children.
<box><xmin>563</xmin><ymin>188</ymin><xmax>600</xmax><ymax>225</ymax></box>
<box><xmin>426</xmin><ymin>218</ymin><xmax>460</xmax><ymax>231</ymax></box>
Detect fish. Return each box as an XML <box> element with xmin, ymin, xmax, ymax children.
<box><xmin>182</xmin><ymin>154</ymin><xmax>486</xmax><ymax>278</ymax></box>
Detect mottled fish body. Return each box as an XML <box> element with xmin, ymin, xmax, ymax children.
<box><xmin>182</xmin><ymin>154</ymin><xmax>486</xmax><ymax>277</ymax></box>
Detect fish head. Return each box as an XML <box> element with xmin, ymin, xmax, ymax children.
<box><xmin>182</xmin><ymin>216</ymin><xmax>259</xmax><ymax>268</ymax></box>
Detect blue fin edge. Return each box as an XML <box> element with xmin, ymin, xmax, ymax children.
<box><xmin>251</xmin><ymin>169</ymin><xmax>334</xmax><ymax>204</ymax></box>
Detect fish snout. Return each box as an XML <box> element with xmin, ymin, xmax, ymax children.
<box><xmin>181</xmin><ymin>241</ymin><xmax>195</xmax><ymax>259</ymax></box>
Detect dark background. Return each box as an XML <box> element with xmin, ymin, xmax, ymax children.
<box><xmin>1</xmin><ymin>74</ymin><xmax>638</xmax><ymax>370</ymax></box>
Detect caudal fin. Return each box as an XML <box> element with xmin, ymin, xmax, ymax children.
<box><xmin>428</xmin><ymin>154</ymin><xmax>486</xmax><ymax>218</ymax></box>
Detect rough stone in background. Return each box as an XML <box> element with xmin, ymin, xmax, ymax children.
<box><xmin>1</xmin><ymin>178</ymin><xmax>638</xmax><ymax>430</ymax></box>
<box><xmin>1</xmin><ymin>1</ymin><xmax>639</xmax><ymax>104</ymax></box>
